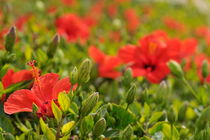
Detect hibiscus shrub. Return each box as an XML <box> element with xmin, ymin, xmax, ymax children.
<box><xmin>1</xmin><ymin>0</ymin><xmax>210</xmax><ymax>140</ymax></box>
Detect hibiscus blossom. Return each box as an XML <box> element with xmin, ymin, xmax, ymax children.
<box><xmin>55</xmin><ymin>13</ymin><xmax>89</xmax><ymax>43</ymax></box>
<box><xmin>89</xmin><ymin>46</ymin><xmax>121</xmax><ymax>79</ymax></box>
<box><xmin>118</xmin><ymin>30</ymin><xmax>193</xmax><ymax>83</ymax></box>
<box><xmin>124</xmin><ymin>8</ymin><xmax>140</xmax><ymax>33</ymax></box>
<box><xmin>4</xmin><ymin>61</ymin><xmax>76</xmax><ymax>117</ymax></box>
<box><xmin>163</xmin><ymin>16</ymin><xmax>186</xmax><ymax>32</ymax></box>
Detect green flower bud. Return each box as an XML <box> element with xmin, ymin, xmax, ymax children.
<box><xmin>4</xmin><ymin>133</ymin><xmax>15</xmax><ymax>140</ymax></box>
<box><xmin>47</xmin><ymin>34</ymin><xmax>60</xmax><ymax>58</ymax></box>
<box><xmin>121</xmin><ymin>125</ymin><xmax>133</xmax><ymax>140</ymax></box>
<box><xmin>122</xmin><ymin>68</ymin><xmax>133</xmax><ymax>87</ymax></box>
<box><xmin>92</xmin><ymin>118</ymin><xmax>106</xmax><ymax>139</ymax></box>
<box><xmin>78</xmin><ymin>59</ymin><xmax>92</xmax><ymax>84</ymax></box>
<box><xmin>167</xmin><ymin>60</ymin><xmax>184</xmax><ymax>79</ymax></box>
<box><xmin>5</xmin><ymin>26</ymin><xmax>16</xmax><ymax>52</ymax></box>
<box><xmin>126</xmin><ymin>84</ymin><xmax>136</xmax><ymax>105</ymax></box>
<box><xmin>178</xmin><ymin>103</ymin><xmax>188</xmax><ymax>122</ymax></box>
<box><xmin>167</xmin><ymin>107</ymin><xmax>177</xmax><ymax>124</ymax></box>
<box><xmin>70</xmin><ymin>66</ymin><xmax>78</xmax><ymax>84</ymax></box>
<box><xmin>202</xmin><ymin>60</ymin><xmax>209</xmax><ymax>78</ymax></box>
<box><xmin>80</xmin><ymin>92</ymin><xmax>99</xmax><ymax>118</ymax></box>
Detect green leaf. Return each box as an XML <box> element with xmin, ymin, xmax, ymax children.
<box><xmin>140</xmin><ymin>136</ymin><xmax>153</xmax><ymax>140</ymax></box>
<box><xmin>80</xmin><ymin>115</ymin><xmax>94</xmax><ymax>136</ymax></box>
<box><xmin>143</xmin><ymin>103</ymin><xmax>150</xmax><ymax>118</ymax></box>
<box><xmin>149</xmin><ymin>112</ymin><xmax>163</xmax><ymax>124</ymax></box>
<box><xmin>149</xmin><ymin>122</ymin><xmax>180</xmax><ymax>140</ymax></box>
<box><xmin>58</xmin><ymin>92</ymin><xmax>71</xmax><ymax>113</ymax></box>
<box><xmin>109</xmin><ymin>104</ymin><xmax>135</xmax><ymax>129</ymax></box>
<box><xmin>61</xmin><ymin>121</ymin><xmax>75</xmax><ymax>135</ymax></box>
<box><xmin>36</xmin><ymin>49</ymin><xmax>48</xmax><ymax>65</ymax></box>
<box><xmin>51</xmin><ymin>101</ymin><xmax>62</xmax><ymax>123</ymax></box>
<box><xmin>0</xmin><ymin>116</ymin><xmax>15</xmax><ymax>133</ymax></box>
<box><xmin>39</xmin><ymin>118</ymin><xmax>55</xmax><ymax>140</ymax></box>
<box><xmin>196</xmin><ymin>106</ymin><xmax>210</xmax><ymax>131</ymax></box>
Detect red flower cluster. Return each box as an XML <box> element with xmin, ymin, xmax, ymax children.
<box><xmin>89</xmin><ymin>46</ymin><xmax>121</xmax><ymax>79</ymax></box>
<box><xmin>118</xmin><ymin>30</ymin><xmax>197</xmax><ymax>83</ymax></box>
<box><xmin>4</xmin><ymin>61</ymin><xmax>76</xmax><ymax>117</ymax></box>
<box><xmin>55</xmin><ymin>14</ymin><xmax>90</xmax><ymax>43</ymax></box>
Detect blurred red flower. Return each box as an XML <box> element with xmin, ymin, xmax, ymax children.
<box><xmin>163</xmin><ymin>17</ymin><xmax>186</xmax><ymax>32</ymax></box>
<box><xmin>83</xmin><ymin>0</ymin><xmax>104</xmax><ymax>27</ymax></box>
<box><xmin>15</xmin><ymin>15</ymin><xmax>31</xmax><ymax>31</ymax></box>
<box><xmin>4</xmin><ymin>73</ymin><xmax>76</xmax><ymax>117</ymax></box>
<box><xmin>124</xmin><ymin>8</ymin><xmax>140</xmax><ymax>33</ymax></box>
<box><xmin>119</xmin><ymin>30</ymin><xmax>196</xmax><ymax>83</ymax></box>
<box><xmin>195</xmin><ymin>26</ymin><xmax>210</xmax><ymax>46</ymax></box>
<box><xmin>62</xmin><ymin>0</ymin><xmax>75</xmax><ymax>6</ymax></box>
<box><xmin>89</xmin><ymin>46</ymin><xmax>121</xmax><ymax>79</ymax></box>
<box><xmin>55</xmin><ymin>14</ymin><xmax>90</xmax><ymax>43</ymax></box>
<box><xmin>195</xmin><ymin>26</ymin><xmax>210</xmax><ymax>37</ymax></box>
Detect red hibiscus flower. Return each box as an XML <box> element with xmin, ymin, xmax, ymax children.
<box><xmin>15</xmin><ymin>14</ymin><xmax>31</xmax><ymax>31</ymax></box>
<box><xmin>119</xmin><ymin>31</ymin><xmax>181</xmax><ymax>83</ymax></box>
<box><xmin>1</xmin><ymin>69</ymin><xmax>33</xmax><ymax>102</ymax></box>
<box><xmin>83</xmin><ymin>0</ymin><xmax>104</xmax><ymax>27</ymax></box>
<box><xmin>89</xmin><ymin>46</ymin><xmax>121</xmax><ymax>79</ymax></box>
<box><xmin>163</xmin><ymin>16</ymin><xmax>186</xmax><ymax>32</ymax></box>
<box><xmin>55</xmin><ymin>13</ymin><xmax>90</xmax><ymax>43</ymax></box>
<box><xmin>4</xmin><ymin>62</ymin><xmax>76</xmax><ymax>117</ymax></box>
<box><xmin>195</xmin><ymin>26</ymin><xmax>210</xmax><ymax>37</ymax></box>
<box><xmin>62</xmin><ymin>0</ymin><xmax>75</xmax><ymax>6</ymax></box>
<box><xmin>124</xmin><ymin>8</ymin><xmax>140</xmax><ymax>33</ymax></box>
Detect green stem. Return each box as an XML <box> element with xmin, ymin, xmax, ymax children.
<box><xmin>182</xmin><ymin>78</ymin><xmax>200</xmax><ymax>102</ymax></box>
<box><xmin>126</xmin><ymin>103</ymin><xmax>130</xmax><ymax>110</ymax></box>
<box><xmin>171</xmin><ymin>123</ymin><xmax>173</xmax><ymax>140</ymax></box>
<box><xmin>56</xmin><ymin>117</ymin><xmax>64</xmax><ymax>140</ymax></box>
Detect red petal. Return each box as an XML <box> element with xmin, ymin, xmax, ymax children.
<box><xmin>118</xmin><ymin>45</ymin><xmax>136</xmax><ymax>63</ymax></box>
<box><xmin>2</xmin><ymin>69</ymin><xmax>14</xmax><ymax>89</ymax></box>
<box><xmin>52</xmin><ymin>78</ymin><xmax>71</xmax><ymax>99</ymax></box>
<box><xmin>88</xmin><ymin>46</ymin><xmax>105</xmax><ymax>64</ymax></box>
<box><xmin>31</xmin><ymin>73</ymin><xmax>59</xmax><ymax>102</ymax></box>
<box><xmin>12</xmin><ymin>70</ymin><xmax>33</xmax><ymax>84</ymax></box>
<box><xmin>4</xmin><ymin>89</ymin><xmax>39</xmax><ymax>114</ymax></box>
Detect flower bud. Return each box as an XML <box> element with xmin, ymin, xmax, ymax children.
<box><xmin>70</xmin><ymin>66</ymin><xmax>78</xmax><ymax>84</ymax></box>
<box><xmin>167</xmin><ymin>107</ymin><xmax>177</xmax><ymax>124</ymax></box>
<box><xmin>178</xmin><ymin>103</ymin><xmax>187</xmax><ymax>122</ymax></box>
<box><xmin>78</xmin><ymin>59</ymin><xmax>92</xmax><ymax>84</ymax></box>
<box><xmin>80</xmin><ymin>92</ymin><xmax>99</xmax><ymax>118</ymax></box>
<box><xmin>122</xmin><ymin>68</ymin><xmax>133</xmax><ymax>87</ymax></box>
<box><xmin>121</xmin><ymin>125</ymin><xmax>133</xmax><ymax>140</ymax></box>
<box><xmin>47</xmin><ymin>34</ymin><xmax>60</xmax><ymax>58</ymax></box>
<box><xmin>5</xmin><ymin>26</ymin><xmax>16</xmax><ymax>52</ymax></box>
<box><xmin>202</xmin><ymin>60</ymin><xmax>209</xmax><ymax>79</ymax></box>
<box><xmin>126</xmin><ymin>84</ymin><xmax>136</xmax><ymax>105</ymax></box>
<box><xmin>168</xmin><ymin>60</ymin><xmax>184</xmax><ymax>79</ymax></box>
<box><xmin>92</xmin><ymin>118</ymin><xmax>106</xmax><ymax>139</ymax></box>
